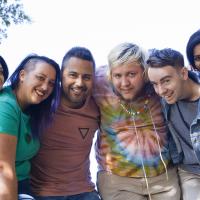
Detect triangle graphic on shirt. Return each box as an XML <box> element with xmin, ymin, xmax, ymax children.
<box><xmin>79</xmin><ymin>128</ymin><xmax>89</xmax><ymax>139</ymax></box>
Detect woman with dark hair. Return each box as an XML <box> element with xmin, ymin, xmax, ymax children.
<box><xmin>0</xmin><ymin>55</ymin><xmax>9</xmax><ymax>89</ymax></box>
<box><xmin>0</xmin><ymin>54</ymin><xmax>61</xmax><ymax>199</ymax></box>
<box><xmin>186</xmin><ymin>29</ymin><xmax>200</xmax><ymax>70</ymax></box>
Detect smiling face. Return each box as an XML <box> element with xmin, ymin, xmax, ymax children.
<box><xmin>110</xmin><ymin>62</ymin><xmax>145</xmax><ymax>102</ymax></box>
<box><xmin>148</xmin><ymin>65</ymin><xmax>187</xmax><ymax>104</ymax></box>
<box><xmin>17</xmin><ymin>61</ymin><xmax>56</xmax><ymax>109</ymax></box>
<box><xmin>193</xmin><ymin>43</ymin><xmax>200</xmax><ymax>70</ymax></box>
<box><xmin>61</xmin><ymin>57</ymin><xmax>94</xmax><ymax>108</ymax></box>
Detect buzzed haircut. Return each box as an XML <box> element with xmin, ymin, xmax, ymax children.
<box><xmin>61</xmin><ymin>47</ymin><xmax>95</xmax><ymax>72</ymax></box>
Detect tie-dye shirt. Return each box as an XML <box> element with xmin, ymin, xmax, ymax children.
<box><xmin>94</xmin><ymin>65</ymin><xmax>171</xmax><ymax>177</ymax></box>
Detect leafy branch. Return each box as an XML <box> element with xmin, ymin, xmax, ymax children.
<box><xmin>0</xmin><ymin>0</ymin><xmax>31</xmax><ymax>43</ymax></box>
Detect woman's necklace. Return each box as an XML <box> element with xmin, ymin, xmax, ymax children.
<box><xmin>119</xmin><ymin>99</ymin><xmax>149</xmax><ymax>117</ymax></box>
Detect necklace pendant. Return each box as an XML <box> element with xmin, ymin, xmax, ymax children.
<box><xmin>132</xmin><ymin>112</ymin><xmax>136</xmax><ymax>116</ymax></box>
<box><xmin>119</xmin><ymin>99</ymin><xmax>148</xmax><ymax>117</ymax></box>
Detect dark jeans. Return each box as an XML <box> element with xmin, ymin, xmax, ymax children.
<box><xmin>35</xmin><ymin>191</ymin><xmax>101</xmax><ymax>200</ymax></box>
<box><xmin>18</xmin><ymin>179</ymin><xmax>35</xmax><ymax>200</ymax></box>
<box><xmin>18</xmin><ymin>179</ymin><xmax>31</xmax><ymax>194</ymax></box>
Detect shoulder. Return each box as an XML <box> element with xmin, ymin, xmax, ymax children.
<box><xmin>94</xmin><ymin>65</ymin><xmax>113</xmax><ymax>96</ymax></box>
<box><xmin>86</xmin><ymin>96</ymin><xmax>99</xmax><ymax>114</ymax></box>
<box><xmin>0</xmin><ymin>94</ymin><xmax>21</xmax><ymax>136</ymax></box>
<box><xmin>0</xmin><ymin>86</ymin><xmax>15</xmax><ymax>101</ymax></box>
<box><xmin>95</xmin><ymin>65</ymin><xmax>110</xmax><ymax>85</ymax></box>
<box><xmin>188</xmin><ymin>70</ymin><xmax>200</xmax><ymax>83</ymax></box>
<box><xmin>0</xmin><ymin>87</ymin><xmax>21</xmax><ymax>117</ymax></box>
<box><xmin>95</xmin><ymin>65</ymin><xmax>108</xmax><ymax>77</ymax></box>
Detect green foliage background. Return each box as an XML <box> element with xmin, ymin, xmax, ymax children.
<box><xmin>0</xmin><ymin>0</ymin><xmax>31</xmax><ymax>44</ymax></box>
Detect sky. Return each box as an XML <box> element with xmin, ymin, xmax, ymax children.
<box><xmin>0</xmin><ymin>0</ymin><xmax>200</xmax><ymax>182</ymax></box>
<box><xmin>1</xmin><ymin>0</ymin><xmax>200</xmax><ymax>74</ymax></box>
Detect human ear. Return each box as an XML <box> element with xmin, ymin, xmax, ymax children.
<box><xmin>180</xmin><ymin>67</ymin><xmax>188</xmax><ymax>80</ymax></box>
<box><xmin>19</xmin><ymin>69</ymin><xmax>26</xmax><ymax>82</ymax></box>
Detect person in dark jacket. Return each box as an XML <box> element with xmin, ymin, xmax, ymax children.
<box><xmin>147</xmin><ymin>48</ymin><xmax>200</xmax><ymax>200</ymax></box>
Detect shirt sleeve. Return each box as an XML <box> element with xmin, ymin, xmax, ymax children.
<box><xmin>0</xmin><ymin>101</ymin><xmax>20</xmax><ymax>136</ymax></box>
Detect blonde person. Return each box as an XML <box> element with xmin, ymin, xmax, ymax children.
<box><xmin>94</xmin><ymin>43</ymin><xmax>180</xmax><ymax>200</ymax></box>
<box><xmin>0</xmin><ymin>54</ymin><xmax>60</xmax><ymax>200</ymax></box>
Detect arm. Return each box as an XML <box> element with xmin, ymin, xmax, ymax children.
<box><xmin>0</xmin><ymin>134</ymin><xmax>17</xmax><ymax>200</ymax></box>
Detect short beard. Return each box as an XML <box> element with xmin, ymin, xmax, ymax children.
<box><xmin>61</xmin><ymin>90</ymin><xmax>86</xmax><ymax>109</ymax></box>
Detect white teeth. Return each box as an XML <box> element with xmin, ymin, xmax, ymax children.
<box><xmin>164</xmin><ymin>93</ymin><xmax>173</xmax><ymax>98</ymax></box>
<box><xmin>73</xmin><ymin>88</ymin><xmax>81</xmax><ymax>92</ymax></box>
<box><xmin>71</xmin><ymin>88</ymin><xmax>83</xmax><ymax>94</ymax></box>
<box><xmin>36</xmin><ymin>90</ymin><xmax>44</xmax><ymax>96</ymax></box>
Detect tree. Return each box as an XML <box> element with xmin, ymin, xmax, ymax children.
<box><xmin>0</xmin><ymin>0</ymin><xmax>31</xmax><ymax>44</ymax></box>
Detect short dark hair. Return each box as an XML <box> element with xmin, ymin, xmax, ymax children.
<box><xmin>147</xmin><ymin>48</ymin><xmax>184</xmax><ymax>69</ymax></box>
<box><xmin>0</xmin><ymin>55</ymin><xmax>9</xmax><ymax>82</ymax></box>
<box><xmin>61</xmin><ymin>47</ymin><xmax>95</xmax><ymax>72</ymax></box>
<box><xmin>186</xmin><ymin>29</ymin><xmax>200</xmax><ymax>70</ymax></box>
<box><xmin>8</xmin><ymin>54</ymin><xmax>61</xmax><ymax>138</ymax></box>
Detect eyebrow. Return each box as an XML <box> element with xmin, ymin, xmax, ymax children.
<box><xmin>37</xmin><ymin>73</ymin><xmax>55</xmax><ymax>81</ymax></box>
<box><xmin>150</xmin><ymin>75</ymin><xmax>172</xmax><ymax>84</ymax></box>
<box><xmin>68</xmin><ymin>71</ymin><xmax>92</xmax><ymax>75</ymax></box>
<box><xmin>160</xmin><ymin>75</ymin><xmax>172</xmax><ymax>82</ymax></box>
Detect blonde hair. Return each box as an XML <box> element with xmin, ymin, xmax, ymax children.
<box><xmin>107</xmin><ymin>42</ymin><xmax>148</xmax><ymax>79</ymax></box>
